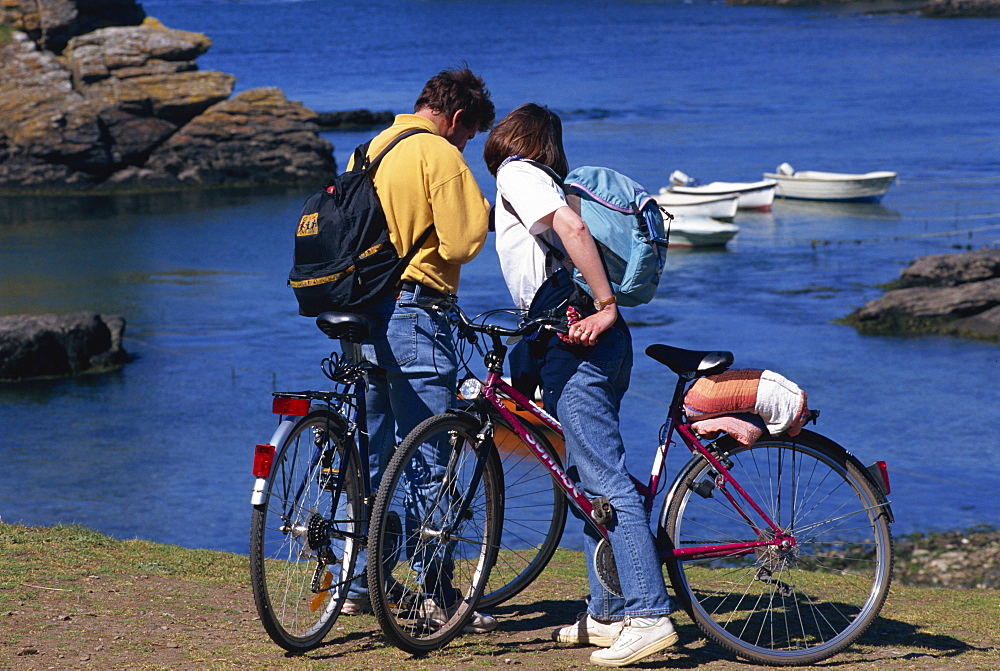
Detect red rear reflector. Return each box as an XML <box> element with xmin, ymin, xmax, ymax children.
<box><xmin>869</xmin><ymin>460</ymin><xmax>890</xmax><ymax>495</ymax></box>
<box><xmin>253</xmin><ymin>444</ymin><xmax>276</xmax><ymax>478</ymax></box>
<box><xmin>273</xmin><ymin>397</ymin><xmax>310</xmax><ymax>415</ymax></box>
<box><xmin>325</xmin><ymin>185</ymin><xmax>336</xmax><ymax>194</ymax></box>
<box><xmin>875</xmin><ymin>461</ymin><xmax>890</xmax><ymax>494</ymax></box>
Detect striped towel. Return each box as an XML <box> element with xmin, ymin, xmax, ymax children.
<box><xmin>684</xmin><ymin>369</ymin><xmax>810</xmax><ymax>446</ymax></box>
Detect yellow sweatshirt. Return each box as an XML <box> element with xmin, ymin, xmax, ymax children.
<box><xmin>354</xmin><ymin>114</ymin><xmax>490</xmax><ymax>295</ymax></box>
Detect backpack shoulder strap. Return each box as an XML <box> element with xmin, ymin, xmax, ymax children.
<box><xmin>364</xmin><ymin>128</ymin><xmax>431</xmax><ymax>170</ymax></box>
<box><xmin>498</xmin><ymin>157</ymin><xmax>569</xmax><ymax>265</ymax></box>
<box><xmin>399</xmin><ymin>224</ymin><xmax>435</xmax><ymax>265</ymax></box>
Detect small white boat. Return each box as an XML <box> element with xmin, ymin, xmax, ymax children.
<box><xmin>763</xmin><ymin>163</ymin><xmax>897</xmax><ymax>202</ymax></box>
<box><xmin>654</xmin><ymin>190</ymin><xmax>739</xmax><ymax>221</ymax></box>
<box><xmin>667</xmin><ymin>215</ymin><xmax>739</xmax><ymax>248</ymax></box>
<box><xmin>667</xmin><ymin>170</ymin><xmax>777</xmax><ymax>211</ymax></box>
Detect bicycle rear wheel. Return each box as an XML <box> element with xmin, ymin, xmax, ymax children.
<box><xmin>660</xmin><ymin>429</ymin><xmax>893</xmax><ymax>666</ymax></box>
<box><xmin>477</xmin><ymin>407</ymin><xmax>566</xmax><ymax>609</ymax></box>
<box><xmin>250</xmin><ymin>410</ymin><xmax>362</xmax><ymax>652</ymax></box>
<box><xmin>368</xmin><ymin>412</ymin><xmax>503</xmax><ymax>654</ymax></box>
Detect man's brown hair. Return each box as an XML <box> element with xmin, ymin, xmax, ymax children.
<box><xmin>414</xmin><ymin>66</ymin><xmax>495</xmax><ymax>132</ymax></box>
<box><xmin>483</xmin><ymin>103</ymin><xmax>569</xmax><ymax>179</ymax></box>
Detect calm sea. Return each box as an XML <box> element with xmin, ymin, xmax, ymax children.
<box><xmin>1</xmin><ymin>0</ymin><xmax>998</xmax><ymax>554</ymax></box>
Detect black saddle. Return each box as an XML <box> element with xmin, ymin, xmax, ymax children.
<box><xmin>645</xmin><ymin>344</ymin><xmax>734</xmax><ymax>379</ymax></box>
<box><xmin>315</xmin><ymin>312</ymin><xmax>377</xmax><ymax>343</ymax></box>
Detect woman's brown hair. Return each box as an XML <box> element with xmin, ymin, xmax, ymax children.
<box><xmin>483</xmin><ymin>103</ymin><xmax>569</xmax><ymax>179</ymax></box>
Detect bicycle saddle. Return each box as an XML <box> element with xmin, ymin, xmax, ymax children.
<box><xmin>315</xmin><ymin>312</ymin><xmax>377</xmax><ymax>343</ymax></box>
<box><xmin>645</xmin><ymin>344</ymin><xmax>734</xmax><ymax>379</ymax></box>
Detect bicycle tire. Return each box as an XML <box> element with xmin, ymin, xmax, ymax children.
<box><xmin>659</xmin><ymin>429</ymin><xmax>893</xmax><ymax>666</ymax></box>
<box><xmin>477</xmin><ymin>408</ymin><xmax>567</xmax><ymax>609</ymax></box>
<box><xmin>250</xmin><ymin>409</ymin><xmax>362</xmax><ymax>652</ymax></box>
<box><xmin>368</xmin><ymin>412</ymin><xmax>503</xmax><ymax>654</ymax></box>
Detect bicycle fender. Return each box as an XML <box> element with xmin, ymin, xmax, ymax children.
<box><xmin>251</xmin><ymin>417</ymin><xmax>299</xmax><ymax>506</ymax></box>
<box><xmin>250</xmin><ymin>410</ymin><xmax>351</xmax><ymax>507</ymax></box>
<box><xmin>789</xmin><ymin>428</ymin><xmax>896</xmax><ymax>524</ymax></box>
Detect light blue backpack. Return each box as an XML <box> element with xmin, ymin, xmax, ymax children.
<box><xmin>563</xmin><ymin>166</ymin><xmax>670</xmax><ymax>307</ymax></box>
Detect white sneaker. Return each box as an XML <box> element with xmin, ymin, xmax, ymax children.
<box><xmin>418</xmin><ymin>597</ymin><xmax>498</xmax><ymax>634</ymax></box>
<box><xmin>590</xmin><ymin>616</ymin><xmax>678</xmax><ymax>667</ymax></box>
<box><xmin>341</xmin><ymin>596</ymin><xmax>371</xmax><ymax>615</ymax></box>
<box><xmin>552</xmin><ymin>613</ymin><xmax>625</xmax><ymax>647</ymax></box>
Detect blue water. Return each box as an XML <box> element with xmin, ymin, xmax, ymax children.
<box><xmin>1</xmin><ymin>0</ymin><xmax>998</xmax><ymax>554</ymax></box>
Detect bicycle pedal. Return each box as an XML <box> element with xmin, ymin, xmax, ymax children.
<box><xmin>320</xmin><ymin>467</ymin><xmax>340</xmax><ymax>490</ymax></box>
<box><xmin>590</xmin><ymin>496</ymin><xmax>614</xmax><ymax>525</ymax></box>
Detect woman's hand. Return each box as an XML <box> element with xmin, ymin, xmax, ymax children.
<box><xmin>566</xmin><ymin>303</ymin><xmax>617</xmax><ymax>346</ymax></box>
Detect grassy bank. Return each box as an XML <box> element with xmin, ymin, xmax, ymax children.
<box><xmin>1</xmin><ymin>523</ymin><xmax>998</xmax><ymax>670</ymax></box>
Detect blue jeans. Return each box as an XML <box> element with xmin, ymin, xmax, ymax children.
<box><xmin>348</xmin><ymin>288</ymin><xmax>458</xmax><ymax>599</ymax></box>
<box><xmin>539</xmin><ymin>320</ymin><xmax>673</xmax><ymax>621</ymax></box>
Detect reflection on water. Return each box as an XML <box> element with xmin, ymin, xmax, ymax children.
<box><xmin>773</xmin><ymin>199</ymin><xmax>902</xmax><ymax>222</ymax></box>
<box><xmin>0</xmin><ymin>185</ymin><xmax>310</xmax><ymax>228</ymax></box>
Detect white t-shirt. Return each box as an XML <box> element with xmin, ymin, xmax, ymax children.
<box><xmin>494</xmin><ymin>161</ymin><xmax>570</xmax><ymax>310</ymax></box>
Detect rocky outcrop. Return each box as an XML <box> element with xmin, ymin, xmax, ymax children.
<box><xmin>919</xmin><ymin>0</ymin><xmax>1000</xmax><ymax>16</ymax></box>
<box><xmin>839</xmin><ymin>248</ymin><xmax>1000</xmax><ymax>342</ymax></box>
<box><xmin>0</xmin><ymin>0</ymin><xmax>145</xmax><ymax>53</ymax></box>
<box><xmin>0</xmin><ymin>313</ymin><xmax>127</xmax><ymax>381</ymax></box>
<box><xmin>112</xmin><ymin>88</ymin><xmax>336</xmax><ymax>187</ymax></box>
<box><xmin>0</xmin><ymin>1</ymin><xmax>335</xmax><ymax>192</ymax></box>
<box><xmin>316</xmin><ymin>109</ymin><xmax>394</xmax><ymax>130</ymax></box>
<box><xmin>724</xmin><ymin>0</ymin><xmax>1000</xmax><ymax>15</ymax></box>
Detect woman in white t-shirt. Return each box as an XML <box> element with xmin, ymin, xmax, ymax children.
<box><xmin>483</xmin><ymin>104</ymin><xmax>678</xmax><ymax>668</ymax></box>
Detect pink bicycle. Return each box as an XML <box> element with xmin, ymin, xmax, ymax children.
<box><xmin>367</xmin><ymin>306</ymin><xmax>894</xmax><ymax>664</ymax></box>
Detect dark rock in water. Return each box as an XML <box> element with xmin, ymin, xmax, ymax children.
<box><xmin>919</xmin><ymin>0</ymin><xmax>1000</xmax><ymax>16</ymax></box>
<box><xmin>895</xmin><ymin>247</ymin><xmax>1000</xmax><ymax>288</ymax></box>
<box><xmin>0</xmin><ymin>3</ymin><xmax>335</xmax><ymax>192</ymax></box>
<box><xmin>315</xmin><ymin>109</ymin><xmax>394</xmax><ymax>130</ymax></box>
<box><xmin>840</xmin><ymin>248</ymin><xmax>1000</xmax><ymax>343</ymax></box>
<box><xmin>724</xmin><ymin>0</ymin><xmax>1000</xmax><ymax>15</ymax></box>
<box><xmin>0</xmin><ymin>313</ymin><xmax>128</xmax><ymax>381</ymax></box>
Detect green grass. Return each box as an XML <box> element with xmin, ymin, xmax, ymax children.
<box><xmin>2</xmin><ymin>522</ymin><xmax>998</xmax><ymax>670</ymax></box>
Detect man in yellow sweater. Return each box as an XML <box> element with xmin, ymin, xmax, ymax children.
<box><xmin>344</xmin><ymin>67</ymin><xmax>497</xmax><ymax>632</ymax></box>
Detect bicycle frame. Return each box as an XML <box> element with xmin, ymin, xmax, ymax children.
<box><xmin>477</xmin><ymin>368</ymin><xmax>796</xmax><ymax>564</ymax></box>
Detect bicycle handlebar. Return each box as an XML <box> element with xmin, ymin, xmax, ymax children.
<box><xmin>450</xmin><ymin>304</ymin><xmax>566</xmax><ymax>343</ymax></box>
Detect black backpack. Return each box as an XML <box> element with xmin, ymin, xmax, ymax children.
<box><xmin>288</xmin><ymin>129</ymin><xmax>433</xmax><ymax>317</ymax></box>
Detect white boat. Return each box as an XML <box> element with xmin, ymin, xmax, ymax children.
<box><xmin>667</xmin><ymin>215</ymin><xmax>739</xmax><ymax>248</ymax></box>
<box><xmin>763</xmin><ymin>163</ymin><xmax>897</xmax><ymax>202</ymax></box>
<box><xmin>667</xmin><ymin>170</ymin><xmax>777</xmax><ymax>211</ymax></box>
<box><xmin>654</xmin><ymin>190</ymin><xmax>739</xmax><ymax>221</ymax></box>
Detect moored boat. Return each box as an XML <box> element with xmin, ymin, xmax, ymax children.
<box><xmin>667</xmin><ymin>215</ymin><xmax>739</xmax><ymax>248</ymax></box>
<box><xmin>764</xmin><ymin>163</ymin><xmax>897</xmax><ymax>202</ymax></box>
<box><xmin>668</xmin><ymin>170</ymin><xmax>777</xmax><ymax>211</ymax></box>
<box><xmin>654</xmin><ymin>190</ymin><xmax>739</xmax><ymax>221</ymax></box>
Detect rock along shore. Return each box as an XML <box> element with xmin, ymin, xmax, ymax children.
<box><xmin>0</xmin><ymin>312</ymin><xmax>127</xmax><ymax>381</ymax></box>
<box><xmin>724</xmin><ymin>0</ymin><xmax>1000</xmax><ymax>16</ymax></box>
<box><xmin>839</xmin><ymin>247</ymin><xmax>1000</xmax><ymax>343</ymax></box>
<box><xmin>0</xmin><ymin>0</ymin><xmax>337</xmax><ymax>193</ymax></box>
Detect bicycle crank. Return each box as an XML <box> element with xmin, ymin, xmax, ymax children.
<box><xmin>593</xmin><ymin>538</ymin><xmax>622</xmax><ymax>598</ymax></box>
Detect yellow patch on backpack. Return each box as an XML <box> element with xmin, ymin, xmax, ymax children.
<box><xmin>296</xmin><ymin>212</ymin><xmax>319</xmax><ymax>236</ymax></box>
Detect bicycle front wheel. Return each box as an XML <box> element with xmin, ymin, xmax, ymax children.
<box><xmin>660</xmin><ymin>429</ymin><xmax>893</xmax><ymax>666</ymax></box>
<box><xmin>368</xmin><ymin>412</ymin><xmax>503</xmax><ymax>654</ymax></box>
<box><xmin>477</xmin><ymin>407</ymin><xmax>566</xmax><ymax>609</ymax></box>
<box><xmin>250</xmin><ymin>410</ymin><xmax>362</xmax><ymax>652</ymax></box>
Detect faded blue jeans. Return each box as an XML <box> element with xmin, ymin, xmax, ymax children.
<box><xmin>538</xmin><ymin>319</ymin><xmax>673</xmax><ymax>621</ymax></box>
<box><xmin>347</xmin><ymin>288</ymin><xmax>458</xmax><ymax>599</ymax></box>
